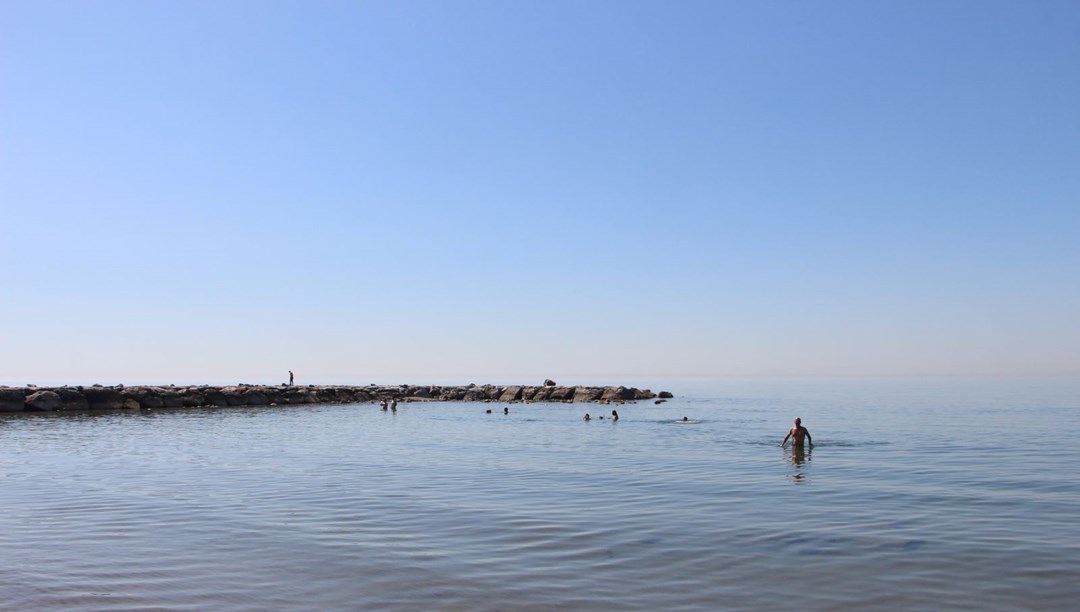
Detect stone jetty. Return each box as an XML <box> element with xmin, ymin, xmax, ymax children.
<box><xmin>0</xmin><ymin>383</ymin><xmax>663</xmax><ymax>412</ymax></box>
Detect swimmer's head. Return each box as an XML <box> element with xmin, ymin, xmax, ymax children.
<box><xmin>795</xmin><ymin>417</ymin><xmax>801</xmax><ymax>425</ymax></box>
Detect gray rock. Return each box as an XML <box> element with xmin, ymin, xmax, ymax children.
<box><xmin>205</xmin><ymin>390</ymin><xmax>230</xmax><ymax>407</ymax></box>
<box><xmin>499</xmin><ymin>386</ymin><xmax>523</xmax><ymax>402</ymax></box>
<box><xmin>600</xmin><ymin>386</ymin><xmax>634</xmax><ymax>402</ymax></box>
<box><xmin>658</xmin><ymin>391</ymin><xmax>673</xmax><ymax>398</ymax></box>
<box><xmin>244</xmin><ymin>390</ymin><xmax>270</xmax><ymax>406</ymax></box>
<box><xmin>572</xmin><ymin>387</ymin><xmax>603</xmax><ymax>402</ymax></box>
<box><xmin>0</xmin><ymin>388</ymin><xmax>27</xmax><ymax>412</ymax></box>
<box><xmin>549</xmin><ymin>386</ymin><xmax>575</xmax><ymax>401</ymax></box>
<box><xmin>181</xmin><ymin>389</ymin><xmax>206</xmax><ymax>407</ymax></box>
<box><xmin>25</xmin><ymin>390</ymin><xmax>62</xmax><ymax>411</ymax></box>
<box><xmin>84</xmin><ymin>387</ymin><xmax>124</xmax><ymax>410</ymax></box>
<box><xmin>543</xmin><ymin>379</ymin><xmax>557</xmax><ymax>386</ymax></box>
<box><xmin>159</xmin><ymin>391</ymin><xmax>184</xmax><ymax>408</ymax></box>
<box><xmin>58</xmin><ymin>387</ymin><xmax>89</xmax><ymax>410</ymax></box>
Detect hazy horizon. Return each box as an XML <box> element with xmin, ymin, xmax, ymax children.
<box><xmin>3</xmin><ymin>1</ymin><xmax>1078</xmax><ymax>384</ymax></box>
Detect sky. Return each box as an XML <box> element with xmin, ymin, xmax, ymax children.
<box><xmin>2</xmin><ymin>0</ymin><xmax>1078</xmax><ymax>385</ymax></box>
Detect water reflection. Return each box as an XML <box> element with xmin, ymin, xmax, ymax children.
<box><xmin>786</xmin><ymin>446</ymin><xmax>811</xmax><ymax>483</ymax></box>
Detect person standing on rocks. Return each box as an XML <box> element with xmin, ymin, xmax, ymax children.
<box><xmin>289</xmin><ymin>371</ymin><xmax>294</xmax><ymax>386</ymax></box>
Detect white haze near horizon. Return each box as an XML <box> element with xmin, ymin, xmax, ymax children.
<box><xmin>2</xmin><ymin>1</ymin><xmax>1079</xmax><ymax>385</ymax></box>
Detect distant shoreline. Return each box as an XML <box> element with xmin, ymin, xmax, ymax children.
<box><xmin>0</xmin><ymin>383</ymin><xmax>673</xmax><ymax>412</ymax></box>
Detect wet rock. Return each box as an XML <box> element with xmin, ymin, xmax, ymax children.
<box><xmin>658</xmin><ymin>391</ymin><xmax>674</xmax><ymax>398</ymax></box>
<box><xmin>25</xmin><ymin>390</ymin><xmax>62</xmax><ymax>411</ymax></box>
<box><xmin>0</xmin><ymin>388</ymin><xmax>27</xmax><ymax>412</ymax></box>
<box><xmin>84</xmin><ymin>387</ymin><xmax>124</xmax><ymax>410</ymax></box>
<box><xmin>244</xmin><ymin>390</ymin><xmax>270</xmax><ymax>406</ymax></box>
<box><xmin>58</xmin><ymin>387</ymin><xmax>89</xmax><ymax>410</ymax></box>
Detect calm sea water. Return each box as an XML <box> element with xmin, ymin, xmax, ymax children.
<box><xmin>2</xmin><ymin>378</ymin><xmax>1078</xmax><ymax>611</ymax></box>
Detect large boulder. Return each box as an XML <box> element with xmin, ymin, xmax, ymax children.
<box><xmin>244</xmin><ymin>390</ymin><xmax>270</xmax><ymax>406</ymax></box>
<box><xmin>221</xmin><ymin>387</ymin><xmax>247</xmax><ymax>406</ymax></box>
<box><xmin>548</xmin><ymin>386</ymin><xmax>575</xmax><ymax>401</ymax></box>
<box><xmin>123</xmin><ymin>387</ymin><xmax>164</xmax><ymax>408</ymax></box>
<box><xmin>25</xmin><ymin>390</ymin><xmax>62</xmax><ymax>411</ymax></box>
<box><xmin>572</xmin><ymin>387</ymin><xmax>603</xmax><ymax>402</ymax></box>
<box><xmin>600</xmin><ymin>386</ymin><xmax>635</xmax><ymax>402</ymax></box>
<box><xmin>57</xmin><ymin>387</ymin><xmax>89</xmax><ymax>410</ymax></box>
<box><xmin>0</xmin><ymin>388</ymin><xmax>27</xmax><ymax>412</ymax></box>
<box><xmin>463</xmin><ymin>388</ymin><xmax>487</xmax><ymax>401</ymax></box>
<box><xmin>658</xmin><ymin>391</ymin><xmax>674</xmax><ymax>398</ymax></box>
<box><xmin>158</xmin><ymin>390</ymin><xmax>184</xmax><ymax>408</ymax></box>
<box><xmin>440</xmin><ymin>387</ymin><xmax>467</xmax><ymax>401</ymax></box>
<box><xmin>543</xmin><ymin>379</ymin><xmax>557</xmax><ymax>386</ymax></box>
<box><xmin>181</xmin><ymin>388</ymin><xmax>206</xmax><ymax>406</ymax></box>
<box><xmin>635</xmin><ymin>388</ymin><xmax>656</xmax><ymax>399</ymax></box>
<box><xmin>499</xmin><ymin>386</ymin><xmax>523</xmax><ymax>402</ymax></box>
<box><xmin>204</xmin><ymin>389</ymin><xmax>230</xmax><ymax>407</ymax></box>
<box><xmin>84</xmin><ymin>387</ymin><xmax>124</xmax><ymax>410</ymax></box>
<box><xmin>284</xmin><ymin>388</ymin><xmax>317</xmax><ymax>404</ymax></box>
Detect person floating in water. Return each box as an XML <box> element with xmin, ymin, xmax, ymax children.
<box><xmin>288</xmin><ymin>370</ymin><xmax>294</xmax><ymax>386</ymax></box>
<box><xmin>611</xmin><ymin>410</ymin><xmax>619</xmax><ymax>421</ymax></box>
<box><xmin>504</xmin><ymin>407</ymin><xmax>509</xmax><ymax>415</ymax></box>
<box><xmin>583</xmin><ymin>413</ymin><xmax>591</xmax><ymax>421</ymax></box>
<box><xmin>781</xmin><ymin>417</ymin><xmax>813</xmax><ymax>448</ymax></box>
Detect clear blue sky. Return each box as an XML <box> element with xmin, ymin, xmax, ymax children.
<box><xmin>2</xmin><ymin>0</ymin><xmax>1078</xmax><ymax>385</ymax></box>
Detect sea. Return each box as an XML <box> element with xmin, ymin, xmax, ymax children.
<box><xmin>2</xmin><ymin>377</ymin><xmax>1078</xmax><ymax>611</ymax></box>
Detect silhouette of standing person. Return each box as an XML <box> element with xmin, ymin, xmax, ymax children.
<box><xmin>288</xmin><ymin>370</ymin><xmax>294</xmax><ymax>386</ymax></box>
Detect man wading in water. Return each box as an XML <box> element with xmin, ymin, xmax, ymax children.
<box><xmin>780</xmin><ymin>417</ymin><xmax>813</xmax><ymax>449</ymax></box>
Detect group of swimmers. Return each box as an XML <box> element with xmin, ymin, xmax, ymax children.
<box><xmin>577</xmin><ymin>413</ymin><xmax>814</xmax><ymax>448</ymax></box>
<box><xmin>387</xmin><ymin>401</ymin><xmax>813</xmax><ymax>447</ymax></box>
<box><xmin>582</xmin><ymin>410</ymin><xmax>619</xmax><ymax>421</ymax></box>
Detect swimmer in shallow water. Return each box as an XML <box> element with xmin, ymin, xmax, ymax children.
<box><xmin>583</xmin><ymin>413</ymin><xmax>591</xmax><ymax>421</ymax></box>
<box><xmin>612</xmin><ymin>410</ymin><xmax>619</xmax><ymax>421</ymax></box>
<box><xmin>781</xmin><ymin>417</ymin><xmax>813</xmax><ymax>448</ymax></box>
<box><xmin>682</xmin><ymin>416</ymin><xmax>689</xmax><ymax>422</ymax></box>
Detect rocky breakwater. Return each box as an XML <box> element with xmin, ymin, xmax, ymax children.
<box><xmin>0</xmin><ymin>383</ymin><xmax>663</xmax><ymax>412</ymax></box>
